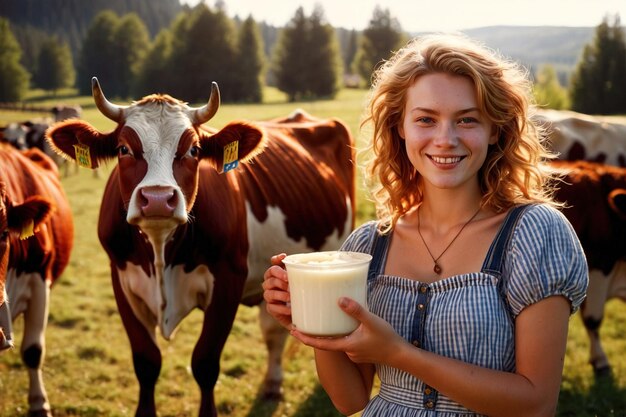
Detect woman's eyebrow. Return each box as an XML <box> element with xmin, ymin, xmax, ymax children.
<box><xmin>408</xmin><ymin>107</ymin><xmax>480</xmax><ymax>115</ymax></box>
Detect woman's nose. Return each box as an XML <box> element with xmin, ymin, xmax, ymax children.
<box><xmin>433</xmin><ymin>123</ymin><xmax>459</xmax><ymax>146</ymax></box>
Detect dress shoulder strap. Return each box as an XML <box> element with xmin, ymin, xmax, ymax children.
<box><xmin>367</xmin><ymin>223</ymin><xmax>390</xmax><ymax>283</ymax></box>
<box><xmin>481</xmin><ymin>204</ymin><xmax>534</xmax><ymax>276</ymax></box>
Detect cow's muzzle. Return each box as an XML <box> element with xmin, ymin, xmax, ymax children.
<box><xmin>139</xmin><ymin>186</ymin><xmax>179</xmax><ymax>218</ymax></box>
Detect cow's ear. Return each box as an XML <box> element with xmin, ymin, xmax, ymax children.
<box><xmin>198</xmin><ymin>122</ymin><xmax>267</xmax><ymax>171</ymax></box>
<box><xmin>45</xmin><ymin>120</ymin><xmax>118</xmax><ymax>169</ymax></box>
<box><xmin>7</xmin><ymin>196</ymin><xmax>53</xmax><ymax>239</ymax></box>
<box><xmin>608</xmin><ymin>189</ymin><xmax>626</xmax><ymax>219</ymax></box>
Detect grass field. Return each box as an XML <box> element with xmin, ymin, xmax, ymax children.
<box><xmin>0</xmin><ymin>88</ymin><xmax>625</xmax><ymax>417</ymax></box>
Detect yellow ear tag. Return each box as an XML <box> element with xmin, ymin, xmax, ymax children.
<box><xmin>222</xmin><ymin>141</ymin><xmax>239</xmax><ymax>173</ymax></box>
<box><xmin>73</xmin><ymin>143</ymin><xmax>92</xmax><ymax>168</ymax></box>
<box><xmin>19</xmin><ymin>219</ymin><xmax>35</xmax><ymax>240</ymax></box>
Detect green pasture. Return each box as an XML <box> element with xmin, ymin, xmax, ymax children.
<box><xmin>0</xmin><ymin>88</ymin><xmax>624</xmax><ymax>416</ymax></box>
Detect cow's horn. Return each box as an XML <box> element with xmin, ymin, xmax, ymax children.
<box><xmin>191</xmin><ymin>82</ymin><xmax>220</xmax><ymax>125</ymax></box>
<box><xmin>92</xmin><ymin>77</ymin><xmax>126</xmax><ymax>123</ymax></box>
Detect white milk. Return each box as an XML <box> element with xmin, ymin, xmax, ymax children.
<box><xmin>283</xmin><ymin>251</ymin><xmax>372</xmax><ymax>336</ymax></box>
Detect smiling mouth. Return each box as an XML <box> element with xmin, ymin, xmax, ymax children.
<box><xmin>429</xmin><ymin>155</ymin><xmax>465</xmax><ymax>164</ymax></box>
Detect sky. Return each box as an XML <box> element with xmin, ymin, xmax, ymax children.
<box><xmin>180</xmin><ymin>0</ymin><xmax>626</xmax><ymax>32</ymax></box>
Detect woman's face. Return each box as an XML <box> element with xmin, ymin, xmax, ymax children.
<box><xmin>399</xmin><ymin>72</ymin><xmax>497</xmax><ymax>194</ymax></box>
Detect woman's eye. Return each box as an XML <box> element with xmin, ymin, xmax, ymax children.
<box><xmin>118</xmin><ymin>145</ymin><xmax>129</xmax><ymax>156</ymax></box>
<box><xmin>459</xmin><ymin>117</ymin><xmax>477</xmax><ymax>124</ymax></box>
<box><xmin>416</xmin><ymin>117</ymin><xmax>434</xmax><ymax>124</ymax></box>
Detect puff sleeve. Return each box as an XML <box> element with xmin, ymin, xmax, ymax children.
<box><xmin>503</xmin><ymin>204</ymin><xmax>589</xmax><ymax>318</ymax></box>
<box><xmin>340</xmin><ymin>220</ymin><xmax>379</xmax><ymax>253</ymax></box>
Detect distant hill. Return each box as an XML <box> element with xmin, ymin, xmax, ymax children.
<box><xmin>460</xmin><ymin>26</ymin><xmax>596</xmax><ymax>80</ymax></box>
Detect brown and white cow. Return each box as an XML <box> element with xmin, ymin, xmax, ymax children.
<box><xmin>46</xmin><ymin>78</ymin><xmax>355</xmax><ymax>416</ymax></box>
<box><xmin>535</xmin><ymin>109</ymin><xmax>626</xmax><ymax>167</ymax></box>
<box><xmin>551</xmin><ymin>160</ymin><xmax>626</xmax><ymax>377</ymax></box>
<box><xmin>0</xmin><ymin>181</ymin><xmax>53</xmax><ymax>352</ymax></box>
<box><xmin>0</xmin><ymin>144</ymin><xmax>74</xmax><ymax>416</ymax></box>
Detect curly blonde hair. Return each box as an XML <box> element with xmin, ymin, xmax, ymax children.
<box><xmin>361</xmin><ymin>33</ymin><xmax>558</xmax><ymax>230</ymax></box>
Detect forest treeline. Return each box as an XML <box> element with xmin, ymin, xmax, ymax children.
<box><xmin>0</xmin><ymin>0</ymin><xmax>625</xmax><ymax>114</ymax></box>
<box><xmin>0</xmin><ymin>0</ymin><xmax>362</xmax><ymax>103</ymax></box>
<box><xmin>0</xmin><ymin>0</ymin><xmax>182</xmax><ymax>68</ymax></box>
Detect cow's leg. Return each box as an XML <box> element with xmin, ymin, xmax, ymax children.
<box><xmin>581</xmin><ymin>269</ymin><xmax>612</xmax><ymax>377</ymax></box>
<box><xmin>20</xmin><ymin>275</ymin><xmax>51</xmax><ymax>417</ymax></box>
<box><xmin>192</xmin><ymin>285</ymin><xmax>242</xmax><ymax>417</ymax></box>
<box><xmin>111</xmin><ymin>269</ymin><xmax>161</xmax><ymax>417</ymax></box>
<box><xmin>608</xmin><ymin>260</ymin><xmax>626</xmax><ymax>303</ymax></box>
<box><xmin>0</xmin><ymin>299</ymin><xmax>13</xmax><ymax>351</ymax></box>
<box><xmin>258</xmin><ymin>301</ymin><xmax>288</xmax><ymax>400</ymax></box>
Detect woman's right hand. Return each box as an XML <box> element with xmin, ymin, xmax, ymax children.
<box><xmin>262</xmin><ymin>253</ymin><xmax>293</xmax><ymax>329</ymax></box>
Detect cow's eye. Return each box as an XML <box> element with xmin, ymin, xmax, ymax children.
<box><xmin>188</xmin><ymin>146</ymin><xmax>200</xmax><ymax>158</ymax></box>
<box><xmin>118</xmin><ymin>145</ymin><xmax>130</xmax><ymax>157</ymax></box>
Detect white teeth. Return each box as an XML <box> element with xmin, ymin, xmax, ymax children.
<box><xmin>431</xmin><ymin>156</ymin><xmax>462</xmax><ymax>164</ymax></box>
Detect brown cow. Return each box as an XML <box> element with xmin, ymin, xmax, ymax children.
<box><xmin>46</xmin><ymin>78</ymin><xmax>355</xmax><ymax>416</ymax></box>
<box><xmin>0</xmin><ymin>182</ymin><xmax>53</xmax><ymax>352</ymax></box>
<box><xmin>551</xmin><ymin>160</ymin><xmax>626</xmax><ymax>377</ymax></box>
<box><xmin>0</xmin><ymin>144</ymin><xmax>74</xmax><ymax>416</ymax></box>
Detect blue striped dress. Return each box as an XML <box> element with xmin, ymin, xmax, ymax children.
<box><xmin>339</xmin><ymin>204</ymin><xmax>589</xmax><ymax>416</ymax></box>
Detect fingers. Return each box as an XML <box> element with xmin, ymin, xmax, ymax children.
<box><xmin>263</xmin><ymin>257</ymin><xmax>293</xmax><ymax>329</ymax></box>
<box><xmin>265</xmin><ymin>299</ymin><xmax>292</xmax><ymax>320</ymax></box>
<box><xmin>338</xmin><ymin>297</ymin><xmax>367</xmax><ymax>322</ymax></box>
<box><xmin>263</xmin><ymin>264</ymin><xmax>287</xmax><ymax>290</ymax></box>
<box><xmin>263</xmin><ymin>264</ymin><xmax>288</xmax><ymax>282</ymax></box>
<box><xmin>290</xmin><ymin>329</ymin><xmax>348</xmax><ymax>351</ymax></box>
<box><xmin>262</xmin><ymin>269</ymin><xmax>290</xmax><ymax>306</ymax></box>
<box><xmin>270</xmin><ymin>253</ymin><xmax>287</xmax><ymax>267</ymax></box>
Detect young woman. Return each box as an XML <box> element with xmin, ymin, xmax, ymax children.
<box><xmin>262</xmin><ymin>33</ymin><xmax>588</xmax><ymax>417</ymax></box>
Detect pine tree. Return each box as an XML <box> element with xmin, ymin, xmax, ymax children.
<box><xmin>607</xmin><ymin>16</ymin><xmax>626</xmax><ymax>114</ymax></box>
<box><xmin>234</xmin><ymin>16</ymin><xmax>264</xmax><ymax>103</ymax></box>
<box><xmin>77</xmin><ymin>10</ymin><xmax>119</xmax><ymax>95</ymax></box>
<box><xmin>112</xmin><ymin>13</ymin><xmax>150</xmax><ymax>98</ymax></box>
<box><xmin>1</xmin><ymin>0</ymin><xmax>182</xmax><ymax>71</ymax></box>
<box><xmin>272</xmin><ymin>7</ymin><xmax>309</xmax><ymax>101</ymax></box>
<box><xmin>570</xmin><ymin>14</ymin><xmax>626</xmax><ymax>114</ymax></box>
<box><xmin>168</xmin><ymin>4</ymin><xmax>238</xmax><ymax>102</ymax></box>
<box><xmin>135</xmin><ymin>29</ymin><xmax>173</xmax><ymax>96</ymax></box>
<box><xmin>533</xmin><ymin>65</ymin><xmax>569</xmax><ymax>110</ymax></box>
<box><xmin>354</xmin><ymin>6</ymin><xmax>406</xmax><ymax>87</ymax></box>
<box><xmin>306</xmin><ymin>5</ymin><xmax>341</xmax><ymax>98</ymax></box>
<box><xmin>272</xmin><ymin>6</ymin><xmax>342</xmax><ymax>101</ymax></box>
<box><xmin>33</xmin><ymin>35</ymin><xmax>75</xmax><ymax>94</ymax></box>
<box><xmin>0</xmin><ymin>18</ymin><xmax>30</xmax><ymax>102</ymax></box>
<box><xmin>11</xmin><ymin>24</ymin><xmax>48</xmax><ymax>74</ymax></box>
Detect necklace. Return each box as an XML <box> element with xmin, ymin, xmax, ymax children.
<box><xmin>417</xmin><ymin>205</ymin><xmax>482</xmax><ymax>275</ymax></box>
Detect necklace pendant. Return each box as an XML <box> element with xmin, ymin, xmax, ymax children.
<box><xmin>433</xmin><ymin>263</ymin><xmax>442</xmax><ymax>275</ymax></box>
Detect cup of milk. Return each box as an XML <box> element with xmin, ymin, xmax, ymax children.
<box><xmin>282</xmin><ymin>251</ymin><xmax>372</xmax><ymax>336</ymax></box>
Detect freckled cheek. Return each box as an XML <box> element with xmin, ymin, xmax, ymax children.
<box><xmin>173</xmin><ymin>158</ymin><xmax>199</xmax><ymax>209</ymax></box>
<box><xmin>466</xmin><ymin>132</ymin><xmax>493</xmax><ymax>152</ymax></box>
<box><xmin>404</xmin><ymin>135</ymin><xmax>430</xmax><ymax>156</ymax></box>
<box><xmin>119</xmin><ymin>158</ymin><xmax>148</xmax><ymax>205</ymax></box>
